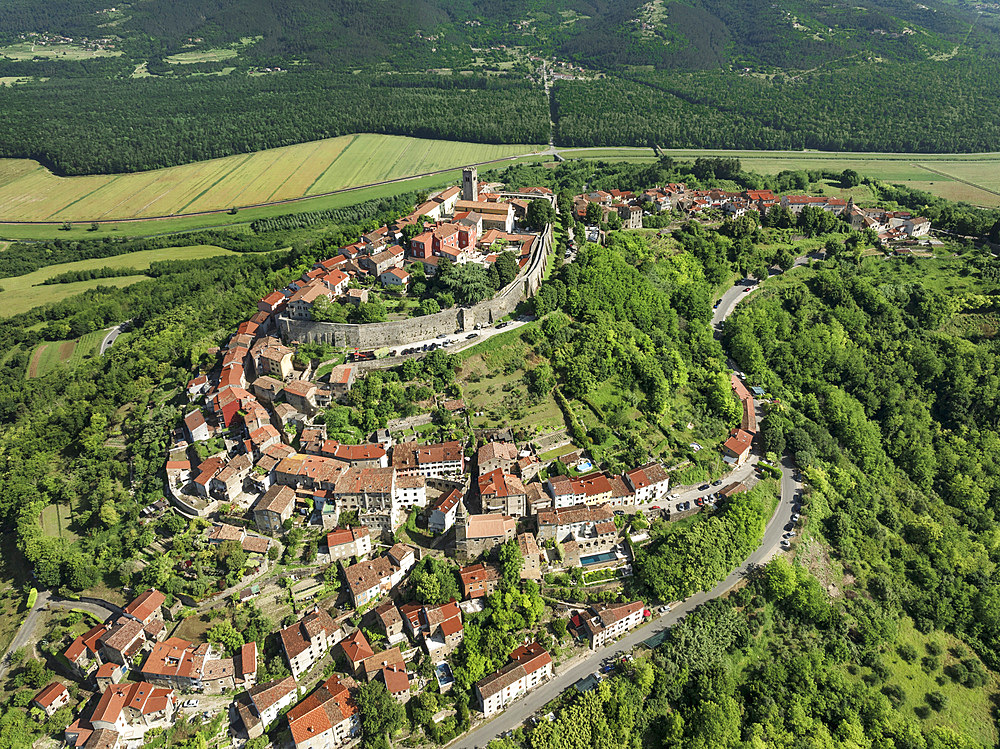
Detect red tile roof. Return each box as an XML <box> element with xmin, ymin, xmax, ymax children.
<box><xmin>123</xmin><ymin>589</ymin><xmax>165</xmax><ymax>623</ymax></box>
<box><xmin>33</xmin><ymin>682</ymin><xmax>68</xmax><ymax>708</ymax></box>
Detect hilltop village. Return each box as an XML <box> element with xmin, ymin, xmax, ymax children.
<box><xmin>15</xmin><ymin>169</ymin><xmax>936</xmax><ymax>749</ymax></box>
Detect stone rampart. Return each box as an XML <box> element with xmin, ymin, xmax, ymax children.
<box><xmin>277</xmin><ymin>224</ymin><xmax>552</xmax><ymax>349</ymax></box>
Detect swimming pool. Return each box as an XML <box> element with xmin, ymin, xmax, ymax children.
<box><xmin>580</xmin><ymin>551</ymin><xmax>617</xmax><ymax>566</ymax></box>
<box><xmin>576</xmin><ymin>460</ymin><xmax>593</xmax><ymax>472</ymax></box>
<box><xmin>434</xmin><ymin>662</ymin><xmax>454</xmax><ymax>686</ymax></box>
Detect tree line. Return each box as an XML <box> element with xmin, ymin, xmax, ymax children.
<box><xmin>0</xmin><ymin>71</ymin><xmax>549</xmax><ymax>175</ymax></box>
<box><xmin>554</xmin><ymin>60</ymin><xmax>1000</xmax><ymax>153</ymax></box>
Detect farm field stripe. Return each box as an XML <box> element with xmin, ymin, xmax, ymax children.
<box><xmin>43</xmin><ymin>178</ymin><xmax>120</xmax><ymax>221</ymax></box>
<box><xmin>176</xmin><ymin>153</ymin><xmax>257</xmax><ymax>214</ymax></box>
<box><xmin>0</xmin><ymin>150</ymin><xmax>539</xmax><ymax>227</ymax></box>
<box><xmin>912</xmin><ymin>163</ymin><xmax>1000</xmax><ymax>199</ymax></box>
<box><xmin>264</xmin><ymin>139</ymin><xmax>328</xmax><ymax>202</ymax></box>
<box><xmin>306</xmin><ymin>134</ymin><xmax>360</xmax><ymax>194</ymax></box>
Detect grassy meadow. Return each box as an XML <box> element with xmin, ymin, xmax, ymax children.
<box><xmin>0</xmin><ymin>244</ymin><xmax>236</xmax><ymax>318</ymax></box>
<box><xmin>560</xmin><ymin>147</ymin><xmax>1000</xmax><ymax>207</ymax></box>
<box><xmin>0</xmin><ymin>135</ymin><xmax>542</xmax><ymax>222</ymax></box>
<box><xmin>0</xmin><ymin>42</ymin><xmax>121</xmax><ymax>60</ymax></box>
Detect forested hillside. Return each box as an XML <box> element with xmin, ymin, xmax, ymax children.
<box><xmin>0</xmin><ymin>74</ymin><xmax>548</xmax><ymax>175</ymax></box>
<box><xmin>1</xmin><ymin>0</ymin><xmax>1000</xmax><ymax>172</ymax></box>
<box><xmin>486</xmin><ymin>229</ymin><xmax>1000</xmax><ymax>749</ymax></box>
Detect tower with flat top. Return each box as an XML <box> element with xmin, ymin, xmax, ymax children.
<box><xmin>462</xmin><ymin>167</ymin><xmax>478</xmax><ymax>201</ymax></box>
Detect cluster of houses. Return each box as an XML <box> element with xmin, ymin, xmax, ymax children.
<box><xmin>36</xmin><ymin>172</ymin><xmax>800</xmax><ymax>748</ymax></box>
<box><xmin>578</xmin><ymin>182</ymin><xmax>931</xmax><ymax>243</ymax></box>
<box><xmin>255</xmin><ymin>167</ymin><xmax>552</xmax><ymax>324</ymax></box>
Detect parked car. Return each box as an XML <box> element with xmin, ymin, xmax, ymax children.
<box><xmin>784</xmin><ymin>522</ymin><xmax>794</xmax><ymax>532</ymax></box>
<box><xmin>699</xmin><ymin>484</ymin><xmax>710</xmax><ymax>491</ymax></box>
<box><xmin>466</xmin><ymin>333</ymin><xmax>479</xmax><ymax>339</ymax></box>
<box><xmin>783</xmin><ymin>531</ymin><xmax>795</xmax><ymax>539</ymax></box>
<box><xmin>496</xmin><ymin>321</ymin><xmax>509</xmax><ymax>329</ymax></box>
<box><xmin>712</xmin><ymin>480</ymin><xmax>723</xmax><ymax>487</ymax></box>
<box><xmin>659</xmin><ymin>605</ymin><xmax>671</xmax><ymax>614</ymax></box>
<box><xmin>650</xmin><ymin>505</ymin><xmax>661</xmax><ymax>510</ymax></box>
<box><xmin>695</xmin><ymin>497</ymin><xmax>704</xmax><ymax>507</ymax></box>
<box><xmin>780</xmin><ymin>539</ymin><xmax>791</xmax><ymax>548</ymax></box>
<box><xmin>791</xmin><ymin>513</ymin><xmax>800</xmax><ymax>522</ymax></box>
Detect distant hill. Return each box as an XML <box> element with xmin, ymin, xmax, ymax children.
<box><xmin>3</xmin><ymin>0</ymin><xmax>998</xmax><ymax>71</ymax></box>
<box><xmin>3</xmin><ymin>0</ymin><xmax>1000</xmax><ymax>173</ymax></box>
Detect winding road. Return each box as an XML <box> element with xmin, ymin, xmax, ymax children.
<box><xmin>452</xmin><ymin>259</ymin><xmax>810</xmax><ymax>749</ymax></box>
<box><xmin>0</xmin><ymin>592</ymin><xmax>120</xmax><ymax>681</ymax></box>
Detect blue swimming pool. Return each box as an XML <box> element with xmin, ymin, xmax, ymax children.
<box><xmin>580</xmin><ymin>551</ymin><xmax>617</xmax><ymax>566</ymax></box>
<box><xmin>576</xmin><ymin>460</ymin><xmax>593</xmax><ymax>472</ymax></box>
<box><xmin>435</xmin><ymin>662</ymin><xmax>454</xmax><ymax>686</ymax></box>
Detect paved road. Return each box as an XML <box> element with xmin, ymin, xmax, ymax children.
<box><xmin>386</xmin><ymin>319</ymin><xmax>531</xmax><ymax>360</ymax></box>
<box><xmin>100</xmin><ymin>325</ymin><xmax>123</xmax><ymax>355</ymax></box>
<box><xmin>48</xmin><ymin>596</ymin><xmax>118</xmax><ymax>621</ymax></box>
<box><xmin>0</xmin><ymin>590</ymin><xmax>51</xmax><ymax>681</ymax></box>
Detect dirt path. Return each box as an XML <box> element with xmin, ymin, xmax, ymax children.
<box><xmin>27</xmin><ymin>343</ymin><xmax>47</xmax><ymax>378</ymax></box>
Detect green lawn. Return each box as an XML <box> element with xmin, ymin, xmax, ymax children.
<box><xmin>0</xmin><ymin>244</ymin><xmax>236</xmax><ymax>317</ymax></box>
<box><xmin>855</xmin><ymin>617</ymin><xmax>999</xmax><ymax>746</ymax></box>
<box><xmin>39</xmin><ymin>501</ymin><xmax>78</xmax><ymax>542</ymax></box>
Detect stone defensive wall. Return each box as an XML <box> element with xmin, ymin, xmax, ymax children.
<box><xmin>277</xmin><ymin>224</ymin><xmax>553</xmax><ymax>349</ymax></box>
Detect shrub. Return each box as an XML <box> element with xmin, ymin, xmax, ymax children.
<box><xmin>926</xmin><ymin>691</ymin><xmax>948</xmax><ymax>712</ymax></box>
<box><xmin>921</xmin><ymin>656</ymin><xmax>939</xmax><ymax>673</ymax></box>
<box><xmin>881</xmin><ymin>683</ymin><xmax>905</xmax><ymax>708</ymax></box>
<box><xmin>925</xmin><ymin>641</ymin><xmax>943</xmax><ymax>656</ymax></box>
<box><xmin>897</xmin><ymin>643</ymin><xmax>918</xmax><ymax>662</ymax></box>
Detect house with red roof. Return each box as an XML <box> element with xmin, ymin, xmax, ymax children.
<box><xmin>66</xmin><ymin>681</ymin><xmax>176</xmax><ymax>746</ymax></box>
<box><xmin>380</xmin><ymin>664</ymin><xmax>411</xmax><ymax>704</ymax></box>
<box><xmin>258</xmin><ymin>291</ymin><xmax>287</xmax><ymax>315</ymax></box>
<box><xmin>234</xmin><ymin>675</ymin><xmax>298</xmax><ymax>739</ymax></box>
<box><xmin>379</xmin><ymin>267</ymin><xmax>410</xmax><ymax>289</ymax></box>
<box><xmin>722</xmin><ymin>428</ymin><xmax>754</xmax><ymax>466</ymax></box>
<box><xmin>64</xmin><ymin>624</ymin><xmax>108</xmax><ymax>679</ymax></box>
<box><xmin>571</xmin><ymin>601</ymin><xmax>645</xmax><ymax>649</ymax></box>
<box><xmin>339</xmin><ymin>629</ymin><xmax>375</xmax><ymax>675</ymax></box>
<box><xmin>286</xmin><ymin>675</ymin><xmax>360</xmax><ymax>749</ymax></box>
<box><xmin>399</xmin><ymin>599</ymin><xmax>464</xmax><ymax>656</ymax></box>
<box><xmin>475</xmin><ymin>643</ymin><xmax>552</xmax><ymax>717</ymax></box>
<box><xmin>428</xmin><ymin>488</ymin><xmax>463</xmax><ymax>534</ymax></box>
<box><xmin>458</xmin><ymin>563</ymin><xmax>501</xmax><ymax>600</ymax></box>
<box><xmin>32</xmin><ymin>682</ymin><xmax>70</xmax><ymax>717</ymax></box>
<box><xmin>623</xmin><ymin>462</ymin><xmax>670</xmax><ymax>504</ymax></box>
<box><xmin>325</xmin><ymin>525</ymin><xmax>372</xmax><ymax>563</ymax></box>
<box><xmin>279</xmin><ymin>607</ymin><xmax>344</xmax><ymax>679</ymax></box>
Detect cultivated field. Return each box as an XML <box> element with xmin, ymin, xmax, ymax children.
<box><xmin>0</xmin><ymin>135</ymin><xmax>543</xmax><ymax>222</ymax></box>
<box><xmin>0</xmin><ymin>42</ymin><xmax>121</xmax><ymax>60</ymax></box>
<box><xmin>558</xmin><ymin>147</ymin><xmax>1000</xmax><ymax>207</ymax></box>
<box><xmin>28</xmin><ymin>329</ymin><xmax>108</xmax><ymax>379</ymax></box>
<box><xmin>0</xmin><ymin>244</ymin><xmax>236</xmax><ymax>317</ymax></box>
<box><xmin>165</xmin><ymin>48</ymin><xmax>238</xmax><ymax>64</ymax></box>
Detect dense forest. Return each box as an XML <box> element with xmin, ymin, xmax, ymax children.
<box><xmin>0</xmin><ymin>73</ymin><xmax>548</xmax><ymax>175</ymax></box>
<box><xmin>554</xmin><ymin>61</ymin><xmax>1000</xmax><ymax>152</ymax></box>
<box><xmin>1</xmin><ymin>0</ymin><xmax>1000</xmax><ymax>173</ymax></box>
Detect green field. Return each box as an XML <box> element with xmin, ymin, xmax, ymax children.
<box><xmin>0</xmin><ymin>134</ymin><xmax>544</xmax><ymax>223</ymax></box>
<box><xmin>558</xmin><ymin>147</ymin><xmax>1000</xmax><ymax>207</ymax></box>
<box><xmin>29</xmin><ymin>329</ymin><xmax>107</xmax><ymax>378</ymax></box>
<box><xmin>0</xmin><ymin>42</ymin><xmax>121</xmax><ymax>60</ymax></box>
<box><xmin>165</xmin><ymin>48</ymin><xmax>238</xmax><ymax>64</ymax></box>
<box><xmin>857</xmin><ymin>617</ymin><xmax>999</xmax><ymax>746</ymax></box>
<box><xmin>39</xmin><ymin>501</ymin><xmax>78</xmax><ymax>542</ymax></box>
<box><xmin>0</xmin><ymin>244</ymin><xmax>236</xmax><ymax>317</ymax></box>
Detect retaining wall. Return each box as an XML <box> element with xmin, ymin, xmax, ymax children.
<box><xmin>277</xmin><ymin>225</ymin><xmax>552</xmax><ymax>349</ymax></box>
